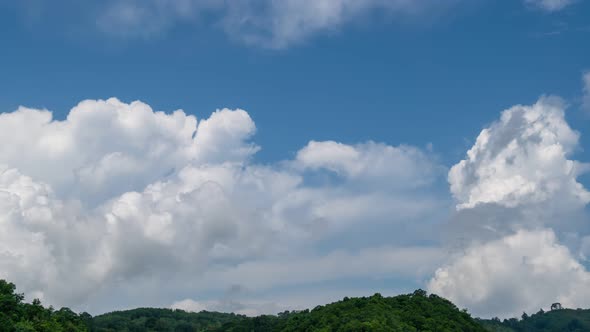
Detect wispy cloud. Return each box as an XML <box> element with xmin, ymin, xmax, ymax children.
<box><xmin>94</xmin><ymin>0</ymin><xmax>460</xmax><ymax>48</ymax></box>
<box><xmin>524</xmin><ymin>0</ymin><xmax>576</xmax><ymax>12</ymax></box>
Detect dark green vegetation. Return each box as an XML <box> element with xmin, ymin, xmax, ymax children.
<box><xmin>0</xmin><ymin>280</ymin><xmax>89</xmax><ymax>332</ymax></box>
<box><xmin>91</xmin><ymin>291</ymin><xmax>488</xmax><ymax>331</ymax></box>
<box><xmin>91</xmin><ymin>309</ymin><xmax>242</xmax><ymax>331</ymax></box>
<box><xmin>479</xmin><ymin>309</ymin><xmax>590</xmax><ymax>332</ymax></box>
<box><xmin>3</xmin><ymin>278</ymin><xmax>590</xmax><ymax>331</ymax></box>
<box><xmin>212</xmin><ymin>290</ymin><xmax>485</xmax><ymax>332</ymax></box>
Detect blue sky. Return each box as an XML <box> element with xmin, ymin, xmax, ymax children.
<box><xmin>2</xmin><ymin>0</ymin><xmax>589</xmax><ymax>164</ymax></box>
<box><xmin>1</xmin><ymin>0</ymin><xmax>590</xmax><ymax>319</ymax></box>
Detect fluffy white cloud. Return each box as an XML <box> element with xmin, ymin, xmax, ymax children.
<box><xmin>0</xmin><ymin>98</ymin><xmax>443</xmax><ymax>312</ymax></box>
<box><xmin>449</xmin><ymin>96</ymin><xmax>590</xmax><ymax>211</ymax></box>
<box><xmin>428</xmin><ymin>229</ymin><xmax>590</xmax><ymax>318</ymax></box>
<box><xmin>0</xmin><ymin>98</ymin><xmax>256</xmax><ymax>206</ymax></box>
<box><xmin>432</xmin><ymin>96</ymin><xmax>590</xmax><ymax>319</ymax></box>
<box><xmin>0</xmin><ymin>165</ymin><xmax>104</xmax><ymax>305</ymax></box>
<box><xmin>6</xmin><ymin>95</ymin><xmax>589</xmax><ymax>317</ymax></box>
<box><xmin>296</xmin><ymin>140</ymin><xmax>440</xmax><ymax>189</ymax></box>
<box><xmin>524</xmin><ymin>0</ymin><xmax>575</xmax><ymax>11</ymax></box>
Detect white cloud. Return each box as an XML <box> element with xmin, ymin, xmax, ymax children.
<box><xmin>431</xmin><ymin>96</ymin><xmax>590</xmax><ymax>319</ymax></box>
<box><xmin>12</xmin><ymin>1</ymin><xmax>579</xmax><ymax>48</ymax></box>
<box><xmin>92</xmin><ymin>0</ymin><xmax>461</xmax><ymax>48</ymax></box>
<box><xmin>171</xmin><ymin>298</ymin><xmax>288</xmax><ymax>317</ymax></box>
<box><xmin>0</xmin><ymin>98</ymin><xmax>256</xmax><ymax>206</ymax></box>
<box><xmin>428</xmin><ymin>229</ymin><xmax>590</xmax><ymax>318</ymax></box>
<box><xmin>583</xmin><ymin>71</ymin><xmax>590</xmax><ymax>113</ymax></box>
<box><xmin>194</xmin><ymin>246</ymin><xmax>444</xmax><ymax>292</ymax></box>
<box><xmin>296</xmin><ymin>140</ymin><xmax>441</xmax><ymax>189</ymax></box>
<box><xmin>0</xmin><ymin>98</ymin><xmax>443</xmax><ymax>311</ymax></box>
<box><xmin>449</xmin><ymin>96</ymin><xmax>590</xmax><ymax>211</ymax></box>
<box><xmin>96</xmin><ymin>0</ymin><xmax>223</xmax><ymax>39</ymax></box>
<box><xmin>219</xmin><ymin>0</ymin><xmax>457</xmax><ymax>48</ymax></box>
<box><xmin>170</xmin><ymin>245</ymin><xmax>444</xmax><ymax>316</ymax></box>
<box><xmin>524</xmin><ymin>0</ymin><xmax>575</xmax><ymax>12</ymax></box>
<box><xmin>6</xmin><ymin>95</ymin><xmax>589</xmax><ymax>317</ymax></box>
<box><xmin>172</xmin><ymin>299</ymin><xmax>208</xmax><ymax>312</ymax></box>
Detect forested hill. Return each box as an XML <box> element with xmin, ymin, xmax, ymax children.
<box><xmin>211</xmin><ymin>290</ymin><xmax>486</xmax><ymax>332</ymax></box>
<box><xmin>92</xmin><ymin>290</ymin><xmax>486</xmax><ymax>331</ymax></box>
<box><xmin>91</xmin><ymin>308</ymin><xmax>242</xmax><ymax>331</ymax></box>
<box><xmin>478</xmin><ymin>308</ymin><xmax>590</xmax><ymax>332</ymax></box>
<box><xmin>4</xmin><ymin>277</ymin><xmax>589</xmax><ymax>331</ymax></box>
<box><xmin>1</xmin><ymin>278</ymin><xmax>485</xmax><ymax>332</ymax></box>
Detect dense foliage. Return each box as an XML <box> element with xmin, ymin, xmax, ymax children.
<box><xmin>479</xmin><ymin>309</ymin><xmax>590</xmax><ymax>332</ymax></box>
<box><xmin>213</xmin><ymin>290</ymin><xmax>486</xmax><ymax>332</ymax></box>
<box><xmin>91</xmin><ymin>308</ymin><xmax>243</xmax><ymax>332</ymax></box>
<box><xmin>6</xmin><ymin>278</ymin><xmax>588</xmax><ymax>332</ymax></box>
<box><xmin>0</xmin><ymin>280</ymin><xmax>89</xmax><ymax>332</ymax></box>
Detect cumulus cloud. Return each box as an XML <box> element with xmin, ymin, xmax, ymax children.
<box><xmin>449</xmin><ymin>96</ymin><xmax>590</xmax><ymax>211</ymax></box>
<box><xmin>296</xmin><ymin>140</ymin><xmax>441</xmax><ymax>189</ymax></box>
<box><xmin>431</xmin><ymin>96</ymin><xmax>590</xmax><ymax>319</ymax></box>
<box><xmin>0</xmin><ymin>98</ymin><xmax>257</xmax><ymax>206</ymax></box>
<box><xmin>0</xmin><ymin>98</ymin><xmax>443</xmax><ymax>312</ymax></box>
<box><xmin>5</xmin><ymin>95</ymin><xmax>589</xmax><ymax>317</ymax></box>
<box><xmin>429</xmin><ymin>229</ymin><xmax>590</xmax><ymax>318</ymax></box>
<box><xmin>524</xmin><ymin>0</ymin><xmax>575</xmax><ymax>12</ymax></box>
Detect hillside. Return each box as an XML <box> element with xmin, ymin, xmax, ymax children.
<box><xmin>479</xmin><ymin>308</ymin><xmax>590</xmax><ymax>332</ymax></box>
<box><xmin>91</xmin><ymin>308</ymin><xmax>243</xmax><ymax>331</ymax></box>
<box><xmin>7</xmin><ymin>277</ymin><xmax>590</xmax><ymax>332</ymax></box>
<box><xmin>211</xmin><ymin>290</ymin><xmax>486</xmax><ymax>332</ymax></box>
<box><xmin>2</xmin><ymin>278</ymin><xmax>486</xmax><ymax>332</ymax></box>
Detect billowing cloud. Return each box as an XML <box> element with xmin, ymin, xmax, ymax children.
<box><xmin>0</xmin><ymin>98</ymin><xmax>443</xmax><ymax>312</ymax></box>
<box><xmin>430</xmin><ymin>96</ymin><xmax>590</xmax><ymax>319</ymax></box>
<box><xmin>0</xmin><ymin>98</ymin><xmax>257</xmax><ymax>206</ymax></box>
<box><xmin>5</xmin><ymin>95</ymin><xmax>590</xmax><ymax>317</ymax></box>
<box><xmin>449</xmin><ymin>96</ymin><xmax>589</xmax><ymax>211</ymax></box>
<box><xmin>524</xmin><ymin>0</ymin><xmax>575</xmax><ymax>11</ymax></box>
<box><xmin>428</xmin><ymin>229</ymin><xmax>590</xmax><ymax>318</ymax></box>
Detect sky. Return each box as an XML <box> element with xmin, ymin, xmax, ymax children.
<box><xmin>0</xmin><ymin>0</ymin><xmax>590</xmax><ymax>319</ymax></box>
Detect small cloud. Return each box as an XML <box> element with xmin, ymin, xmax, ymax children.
<box><xmin>524</xmin><ymin>0</ymin><xmax>576</xmax><ymax>12</ymax></box>
<box><xmin>171</xmin><ymin>299</ymin><xmax>209</xmax><ymax>313</ymax></box>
